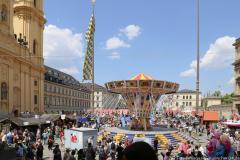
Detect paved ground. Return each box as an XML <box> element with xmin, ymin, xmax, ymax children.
<box><xmin>43</xmin><ymin>138</ymin><xmax>65</xmax><ymax>160</ymax></box>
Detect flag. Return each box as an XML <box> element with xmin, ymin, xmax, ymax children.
<box><xmin>83</xmin><ymin>14</ymin><xmax>95</xmax><ymax>80</ymax></box>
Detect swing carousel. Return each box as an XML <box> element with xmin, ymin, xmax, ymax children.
<box><xmin>105</xmin><ymin>73</ymin><xmax>179</xmax><ymax>131</ymax></box>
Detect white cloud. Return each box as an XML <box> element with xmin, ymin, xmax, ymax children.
<box><xmin>109</xmin><ymin>52</ymin><xmax>120</xmax><ymax>60</ymax></box>
<box><xmin>228</xmin><ymin>77</ymin><xmax>235</xmax><ymax>85</ymax></box>
<box><xmin>60</xmin><ymin>66</ymin><xmax>80</xmax><ymax>75</ymax></box>
<box><xmin>180</xmin><ymin>68</ymin><xmax>196</xmax><ymax>77</ymax></box>
<box><xmin>43</xmin><ymin>24</ymin><xmax>84</xmax><ymax>67</ymax></box>
<box><xmin>120</xmin><ymin>25</ymin><xmax>141</xmax><ymax>40</ymax></box>
<box><xmin>180</xmin><ymin>36</ymin><xmax>236</xmax><ymax>77</ymax></box>
<box><xmin>105</xmin><ymin>37</ymin><xmax>130</xmax><ymax>50</ymax></box>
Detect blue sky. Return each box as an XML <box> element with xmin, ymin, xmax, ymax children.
<box><xmin>43</xmin><ymin>0</ymin><xmax>240</xmax><ymax>95</ymax></box>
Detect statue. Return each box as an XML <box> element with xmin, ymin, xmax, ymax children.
<box><xmin>1</xmin><ymin>82</ymin><xmax>8</xmax><ymax>100</ymax></box>
<box><xmin>1</xmin><ymin>5</ymin><xmax>7</xmax><ymax>22</ymax></box>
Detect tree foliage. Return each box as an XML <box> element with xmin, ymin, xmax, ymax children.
<box><xmin>212</xmin><ymin>90</ymin><xmax>221</xmax><ymax>97</ymax></box>
<box><xmin>221</xmin><ymin>93</ymin><xmax>234</xmax><ymax>104</ymax></box>
<box><xmin>211</xmin><ymin>91</ymin><xmax>234</xmax><ymax>104</ymax></box>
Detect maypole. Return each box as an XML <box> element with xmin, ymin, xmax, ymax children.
<box><xmin>91</xmin><ymin>0</ymin><xmax>96</xmax><ymax>113</ymax></box>
<box><xmin>82</xmin><ymin>0</ymin><xmax>96</xmax><ymax>112</ymax></box>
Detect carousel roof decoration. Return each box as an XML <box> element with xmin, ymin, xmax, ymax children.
<box><xmin>130</xmin><ymin>73</ymin><xmax>153</xmax><ymax>81</ymax></box>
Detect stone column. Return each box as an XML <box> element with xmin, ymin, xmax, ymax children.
<box><xmin>26</xmin><ymin>70</ymin><xmax>30</xmax><ymax>112</ymax></box>
<box><xmin>20</xmin><ymin>67</ymin><xmax>25</xmax><ymax>112</ymax></box>
<box><xmin>8</xmin><ymin>65</ymin><xmax>13</xmax><ymax>113</ymax></box>
<box><xmin>39</xmin><ymin>71</ymin><xmax>44</xmax><ymax>113</ymax></box>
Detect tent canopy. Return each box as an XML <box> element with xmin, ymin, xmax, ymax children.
<box><xmin>203</xmin><ymin>111</ymin><xmax>219</xmax><ymax>121</ymax></box>
<box><xmin>10</xmin><ymin>114</ymin><xmax>60</xmax><ymax>126</ymax></box>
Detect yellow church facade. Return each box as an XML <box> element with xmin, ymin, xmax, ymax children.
<box><xmin>0</xmin><ymin>0</ymin><xmax>45</xmax><ymax>113</ymax></box>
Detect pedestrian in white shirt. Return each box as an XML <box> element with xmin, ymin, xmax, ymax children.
<box><xmin>188</xmin><ymin>126</ymin><xmax>193</xmax><ymax>137</ymax></box>
<box><xmin>1</xmin><ymin>133</ymin><xmax>6</xmax><ymax>142</ymax></box>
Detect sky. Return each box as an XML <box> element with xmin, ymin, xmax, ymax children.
<box><xmin>43</xmin><ymin>0</ymin><xmax>240</xmax><ymax>95</ymax></box>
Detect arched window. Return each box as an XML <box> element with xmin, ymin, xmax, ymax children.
<box><xmin>1</xmin><ymin>4</ymin><xmax>7</xmax><ymax>22</ymax></box>
<box><xmin>33</xmin><ymin>39</ymin><xmax>37</xmax><ymax>54</ymax></box>
<box><xmin>1</xmin><ymin>82</ymin><xmax>8</xmax><ymax>100</ymax></box>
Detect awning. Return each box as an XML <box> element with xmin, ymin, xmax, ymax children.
<box><xmin>203</xmin><ymin>111</ymin><xmax>219</xmax><ymax>121</ymax></box>
<box><xmin>10</xmin><ymin>114</ymin><xmax>61</xmax><ymax>126</ymax></box>
<box><xmin>0</xmin><ymin>113</ymin><xmax>9</xmax><ymax>122</ymax></box>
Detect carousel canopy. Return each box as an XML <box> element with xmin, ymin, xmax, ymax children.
<box><xmin>130</xmin><ymin>73</ymin><xmax>153</xmax><ymax>81</ymax></box>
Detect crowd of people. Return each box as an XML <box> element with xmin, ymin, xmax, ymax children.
<box><xmin>158</xmin><ymin>112</ymin><xmax>240</xmax><ymax>159</ymax></box>
<box><xmin>1</xmin><ymin>110</ymin><xmax>240</xmax><ymax>159</ymax></box>
<box><xmin>0</xmin><ymin>128</ymin><xmax>44</xmax><ymax>159</ymax></box>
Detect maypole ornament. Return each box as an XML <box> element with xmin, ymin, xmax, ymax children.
<box><xmin>92</xmin><ymin>0</ymin><xmax>96</xmax><ymax>5</ymax></box>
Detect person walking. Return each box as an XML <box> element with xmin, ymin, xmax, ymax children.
<box><xmin>63</xmin><ymin>149</ymin><xmax>71</xmax><ymax>160</ymax></box>
<box><xmin>85</xmin><ymin>143</ymin><xmax>95</xmax><ymax>160</ymax></box>
<box><xmin>188</xmin><ymin>126</ymin><xmax>193</xmax><ymax>137</ymax></box>
<box><xmin>98</xmin><ymin>145</ymin><xmax>106</xmax><ymax>160</ymax></box>
<box><xmin>53</xmin><ymin>144</ymin><xmax>62</xmax><ymax>160</ymax></box>
<box><xmin>110</xmin><ymin>141</ymin><xmax>116</xmax><ymax>160</ymax></box>
<box><xmin>69</xmin><ymin>150</ymin><xmax>76</xmax><ymax>160</ymax></box>
<box><xmin>77</xmin><ymin>149</ymin><xmax>85</xmax><ymax>160</ymax></box>
<box><xmin>25</xmin><ymin>146</ymin><xmax>34</xmax><ymax>160</ymax></box>
<box><xmin>48</xmin><ymin>134</ymin><xmax>54</xmax><ymax>151</ymax></box>
<box><xmin>116</xmin><ymin>142</ymin><xmax>123</xmax><ymax>160</ymax></box>
<box><xmin>36</xmin><ymin>128</ymin><xmax>41</xmax><ymax>140</ymax></box>
<box><xmin>16</xmin><ymin>142</ymin><xmax>25</xmax><ymax>160</ymax></box>
<box><xmin>6</xmin><ymin>130</ymin><xmax>13</xmax><ymax>144</ymax></box>
<box><xmin>42</xmin><ymin>130</ymin><xmax>48</xmax><ymax>145</ymax></box>
<box><xmin>153</xmin><ymin>137</ymin><xmax>159</xmax><ymax>154</ymax></box>
<box><xmin>36</xmin><ymin>141</ymin><xmax>44</xmax><ymax>160</ymax></box>
<box><xmin>59</xmin><ymin>128</ymin><xmax>64</xmax><ymax>146</ymax></box>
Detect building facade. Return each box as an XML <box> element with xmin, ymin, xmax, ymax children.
<box><xmin>83</xmin><ymin>83</ymin><xmax>106</xmax><ymax>108</ymax></box>
<box><xmin>0</xmin><ymin>0</ymin><xmax>45</xmax><ymax>113</ymax></box>
<box><xmin>174</xmin><ymin>89</ymin><xmax>202</xmax><ymax>112</ymax></box>
<box><xmin>202</xmin><ymin>96</ymin><xmax>222</xmax><ymax>109</ymax></box>
<box><xmin>207</xmin><ymin>104</ymin><xmax>234</xmax><ymax>119</ymax></box>
<box><xmin>160</xmin><ymin>89</ymin><xmax>202</xmax><ymax>112</ymax></box>
<box><xmin>44</xmin><ymin>66</ymin><xmax>91</xmax><ymax>113</ymax></box>
<box><xmin>233</xmin><ymin>38</ymin><xmax>240</xmax><ymax>114</ymax></box>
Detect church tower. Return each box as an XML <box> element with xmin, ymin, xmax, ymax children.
<box><xmin>12</xmin><ymin>0</ymin><xmax>46</xmax><ymax>113</ymax></box>
<box><xmin>13</xmin><ymin>0</ymin><xmax>45</xmax><ymax>66</ymax></box>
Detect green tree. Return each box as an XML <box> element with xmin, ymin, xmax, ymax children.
<box><xmin>221</xmin><ymin>93</ymin><xmax>234</xmax><ymax>104</ymax></box>
<box><xmin>212</xmin><ymin>90</ymin><xmax>221</xmax><ymax>97</ymax></box>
